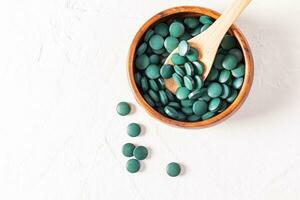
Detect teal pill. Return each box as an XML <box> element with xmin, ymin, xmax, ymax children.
<box><xmin>141</xmin><ymin>76</ymin><xmax>149</xmax><ymax>92</ymax></box>
<box><xmin>116</xmin><ymin>102</ymin><xmax>131</xmax><ymax>116</ymax></box>
<box><xmin>233</xmin><ymin>77</ymin><xmax>244</xmax><ymax>89</ymax></box>
<box><xmin>199</xmin><ymin>15</ymin><xmax>213</xmax><ymax>24</ymax></box>
<box><xmin>193</xmin><ymin>100</ymin><xmax>208</xmax><ymax>116</ymax></box>
<box><xmin>229</xmin><ymin>48</ymin><xmax>243</xmax><ymax>62</ymax></box>
<box><xmin>152</xmin><ymin>48</ymin><xmax>166</xmax><ymax>55</ymax></box>
<box><xmin>198</xmin><ymin>88</ymin><xmax>211</xmax><ymax>102</ymax></box>
<box><xmin>144</xmin><ymin>29</ymin><xmax>154</xmax><ymax>42</ymax></box>
<box><xmin>172</xmin><ymin>73</ymin><xmax>184</xmax><ymax>87</ymax></box>
<box><xmin>207</xmin><ymin>68</ymin><xmax>219</xmax><ymax>81</ymax></box>
<box><xmin>187</xmin><ymin>114</ymin><xmax>201</xmax><ymax>122</ymax></box>
<box><xmin>186</xmin><ymin>48</ymin><xmax>199</xmax><ymax>62</ymax></box>
<box><xmin>178</xmin><ymin>40</ymin><xmax>190</xmax><ymax>56</ymax></box>
<box><xmin>174</xmin><ymin>65</ymin><xmax>186</xmax><ymax>77</ymax></box>
<box><xmin>159</xmin><ymin>90</ymin><xmax>169</xmax><ymax>105</ymax></box>
<box><xmin>169</xmin><ymin>22</ymin><xmax>185</xmax><ymax>37</ymax></box>
<box><xmin>164</xmin><ymin>36</ymin><xmax>179</xmax><ymax>53</ymax></box>
<box><xmin>176</xmin><ymin>111</ymin><xmax>186</xmax><ymax>121</ymax></box>
<box><xmin>122</xmin><ymin>143</ymin><xmax>135</xmax><ymax>157</ymax></box>
<box><xmin>179</xmin><ymin>32</ymin><xmax>192</xmax><ymax>41</ymax></box>
<box><xmin>127</xmin><ymin>123</ymin><xmax>141</xmax><ymax>137</ymax></box>
<box><xmin>166</xmin><ymin>162</ymin><xmax>181</xmax><ymax>177</ymax></box>
<box><xmin>164</xmin><ymin>106</ymin><xmax>178</xmax><ymax>119</ymax></box>
<box><xmin>194</xmin><ymin>75</ymin><xmax>203</xmax><ymax>89</ymax></box>
<box><xmin>208</xmin><ymin>98</ymin><xmax>222</xmax><ymax>112</ymax></box>
<box><xmin>213</xmin><ymin>54</ymin><xmax>225</xmax><ymax>69</ymax></box>
<box><xmin>166</xmin><ymin>90</ymin><xmax>176</xmax><ymax>101</ymax></box>
<box><xmin>148</xmin><ymin>89</ymin><xmax>160</xmax><ymax>103</ymax></box>
<box><xmin>193</xmin><ymin>61</ymin><xmax>204</xmax><ymax>75</ymax></box>
<box><xmin>133</xmin><ymin>146</ymin><xmax>148</xmax><ymax>160</ymax></box>
<box><xmin>220</xmin><ymin>84</ymin><xmax>231</xmax><ymax>99</ymax></box>
<box><xmin>207</xmin><ymin>82</ymin><xmax>223</xmax><ymax>98</ymax></box>
<box><xmin>181</xmin><ymin>99</ymin><xmax>195</xmax><ymax>107</ymax></box>
<box><xmin>190</xmin><ymin>26</ymin><xmax>202</xmax><ymax>36</ymax></box>
<box><xmin>221</xmin><ymin>35</ymin><xmax>236</xmax><ymax>50</ymax></box>
<box><xmin>157</xmin><ymin>78</ymin><xmax>165</xmax><ymax>89</ymax></box>
<box><xmin>134</xmin><ymin>72</ymin><xmax>142</xmax><ymax>87</ymax></box>
<box><xmin>218</xmin><ymin>69</ymin><xmax>231</xmax><ymax>83</ymax></box>
<box><xmin>145</xmin><ymin>64</ymin><xmax>160</xmax><ymax>79</ymax></box>
<box><xmin>160</xmin><ymin>64</ymin><xmax>174</xmax><ymax>79</ymax></box>
<box><xmin>188</xmin><ymin>88</ymin><xmax>202</xmax><ymax>100</ymax></box>
<box><xmin>149</xmin><ymin>79</ymin><xmax>159</xmax><ymax>91</ymax></box>
<box><xmin>127</xmin><ymin>159</ymin><xmax>140</xmax><ymax>173</ymax></box>
<box><xmin>227</xmin><ymin>89</ymin><xmax>238</xmax><ymax>103</ymax></box>
<box><xmin>143</xmin><ymin>94</ymin><xmax>155</xmax><ymax>107</ymax></box>
<box><xmin>168</xmin><ymin>102</ymin><xmax>181</xmax><ymax>110</ymax></box>
<box><xmin>176</xmin><ymin>87</ymin><xmax>190</xmax><ymax>100</ymax></box>
<box><xmin>136</xmin><ymin>42</ymin><xmax>148</xmax><ymax>56</ymax></box>
<box><xmin>181</xmin><ymin>107</ymin><xmax>194</xmax><ymax>115</ymax></box>
<box><xmin>183</xmin><ymin>75</ymin><xmax>195</xmax><ymax>91</ymax></box>
<box><xmin>149</xmin><ymin>34</ymin><xmax>164</xmax><ymax>50</ymax></box>
<box><xmin>184</xmin><ymin>62</ymin><xmax>195</xmax><ymax>76</ymax></box>
<box><xmin>201</xmin><ymin>111</ymin><xmax>216</xmax><ymax>120</ymax></box>
<box><xmin>231</xmin><ymin>63</ymin><xmax>245</xmax><ymax>78</ymax></box>
<box><xmin>218</xmin><ymin>101</ymin><xmax>228</xmax><ymax>113</ymax></box>
<box><xmin>154</xmin><ymin>23</ymin><xmax>169</xmax><ymax>37</ymax></box>
<box><xmin>135</xmin><ymin>54</ymin><xmax>150</xmax><ymax>70</ymax></box>
<box><xmin>149</xmin><ymin>54</ymin><xmax>160</xmax><ymax>64</ymax></box>
<box><xmin>201</xmin><ymin>24</ymin><xmax>211</xmax><ymax>32</ymax></box>
<box><xmin>171</xmin><ymin>53</ymin><xmax>187</xmax><ymax>65</ymax></box>
<box><xmin>222</xmin><ymin>55</ymin><xmax>238</xmax><ymax>70</ymax></box>
<box><xmin>184</xmin><ymin>17</ymin><xmax>199</xmax><ymax>29</ymax></box>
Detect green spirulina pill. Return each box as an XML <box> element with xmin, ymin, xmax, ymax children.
<box><xmin>207</xmin><ymin>82</ymin><xmax>223</xmax><ymax>98</ymax></box>
<box><xmin>188</xmin><ymin>88</ymin><xmax>202</xmax><ymax>100</ymax></box>
<box><xmin>148</xmin><ymin>79</ymin><xmax>159</xmax><ymax>91</ymax></box>
<box><xmin>222</xmin><ymin>54</ymin><xmax>238</xmax><ymax>70</ymax></box>
<box><xmin>233</xmin><ymin>77</ymin><xmax>244</xmax><ymax>89</ymax></box>
<box><xmin>220</xmin><ymin>84</ymin><xmax>231</xmax><ymax>99</ymax></box>
<box><xmin>149</xmin><ymin>34</ymin><xmax>164</xmax><ymax>50</ymax></box>
<box><xmin>116</xmin><ymin>102</ymin><xmax>131</xmax><ymax>116</ymax></box>
<box><xmin>168</xmin><ymin>102</ymin><xmax>181</xmax><ymax>109</ymax></box>
<box><xmin>181</xmin><ymin>107</ymin><xmax>194</xmax><ymax>115</ymax></box>
<box><xmin>166</xmin><ymin>162</ymin><xmax>181</xmax><ymax>177</ymax></box>
<box><xmin>218</xmin><ymin>69</ymin><xmax>231</xmax><ymax>83</ymax></box>
<box><xmin>134</xmin><ymin>72</ymin><xmax>142</xmax><ymax>87</ymax></box>
<box><xmin>221</xmin><ymin>35</ymin><xmax>236</xmax><ymax>50</ymax></box>
<box><xmin>154</xmin><ymin>23</ymin><xmax>169</xmax><ymax>37</ymax></box>
<box><xmin>184</xmin><ymin>62</ymin><xmax>194</xmax><ymax>76</ymax></box>
<box><xmin>171</xmin><ymin>53</ymin><xmax>187</xmax><ymax>65</ymax></box>
<box><xmin>229</xmin><ymin>48</ymin><xmax>243</xmax><ymax>62</ymax></box>
<box><xmin>133</xmin><ymin>146</ymin><xmax>148</xmax><ymax>160</ymax></box>
<box><xmin>187</xmin><ymin>114</ymin><xmax>201</xmax><ymax>122</ymax></box>
<box><xmin>141</xmin><ymin>76</ymin><xmax>149</xmax><ymax>92</ymax></box>
<box><xmin>194</xmin><ymin>75</ymin><xmax>203</xmax><ymax>89</ymax></box>
<box><xmin>201</xmin><ymin>24</ymin><xmax>211</xmax><ymax>32</ymax></box>
<box><xmin>183</xmin><ymin>75</ymin><xmax>195</xmax><ymax>91</ymax></box>
<box><xmin>186</xmin><ymin>48</ymin><xmax>199</xmax><ymax>62</ymax></box>
<box><xmin>157</xmin><ymin>78</ymin><xmax>165</xmax><ymax>89</ymax></box>
<box><xmin>227</xmin><ymin>89</ymin><xmax>238</xmax><ymax>103</ymax></box>
<box><xmin>148</xmin><ymin>89</ymin><xmax>159</xmax><ymax>103</ymax></box>
<box><xmin>166</xmin><ymin>90</ymin><xmax>176</xmax><ymax>101</ymax></box>
<box><xmin>149</xmin><ymin>54</ymin><xmax>160</xmax><ymax>64</ymax></box>
<box><xmin>160</xmin><ymin>64</ymin><xmax>174</xmax><ymax>79</ymax></box>
<box><xmin>164</xmin><ymin>36</ymin><xmax>179</xmax><ymax>53</ymax></box>
<box><xmin>231</xmin><ymin>63</ymin><xmax>245</xmax><ymax>78</ymax></box>
<box><xmin>127</xmin><ymin>123</ymin><xmax>141</xmax><ymax>137</ymax></box>
<box><xmin>122</xmin><ymin>143</ymin><xmax>135</xmax><ymax>157</ymax></box>
<box><xmin>207</xmin><ymin>68</ymin><xmax>219</xmax><ymax>81</ymax></box>
<box><xmin>143</xmin><ymin>94</ymin><xmax>155</xmax><ymax>107</ymax></box>
<box><xmin>190</xmin><ymin>26</ymin><xmax>202</xmax><ymax>36</ymax></box>
<box><xmin>159</xmin><ymin>90</ymin><xmax>169</xmax><ymax>105</ymax></box>
<box><xmin>178</xmin><ymin>40</ymin><xmax>190</xmax><ymax>56</ymax></box>
<box><xmin>127</xmin><ymin>159</ymin><xmax>140</xmax><ymax>173</ymax></box>
<box><xmin>145</xmin><ymin>64</ymin><xmax>160</xmax><ymax>79</ymax></box>
<box><xmin>136</xmin><ymin>42</ymin><xmax>147</xmax><ymax>56</ymax></box>
<box><xmin>193</xmin><ymin>61</ymin><xmax>204</xmax><ymax>75</ymax></box>
<box><xmin>192</xmin><ymin>100</ymin><xmax>208</xmax><ymax>116</ymax></box>
<box><xmin>172</xmin><ymin>73</ymin><xmax>184</xmax><ymax>87</ymax></box>
<box><xmin>169</xmin><ymin>22</ymin><xmax>185</xmax><ymax>37</ymax></box>
<box><xmin>144</xmin><ymin>29</ymin><xmax>154</xmax><ymax>42</ymax></box>
<box><xmin>181</xmin><ymin>99</ymin><xmax>195</xmax><ymax>107</ymax></box>
<box><xmin>176</xmin><ymin>87</ymin><xmax>190</xmax><ymax>100</ymax></box>
<box><xmin>208</xmin><ymin>98</ymin><xmax>222</xmax><ymax>112</ymax></box>
<box><xmin>184</xmin><ymin>17</ymin><xmax>199</xmax><ymax>29</ymax></box>
<box><xmin>174</xmin><ymin>65</ymin><xmax>186</xmax><ymax>77</ymax></box>
<box><xmin>164</xmin><ymin>105</ymin><xmax>178</xmax><ymax>118</ymax></box>
<box><xmin>180</xmin><ymin>32</ymin><xmax>192</xmax><ymax>41</ymax></box>
<box><xmin>213</xmin><ymin>54</ymin><xmax>225</xmax><ymax>69</ymax></box>
<box><xmin>201</xmin><ymin>111</ymin><xmax>215</xmax><ymax>120</ymax></box>
<box><xmin>135</xmin><ymin>54</ymin><xmax>150</xmax><ymax>70</ymax></box>
<box><xmin>199</xmin><ymin>15</ymin><xmax>213</xmax><ymax>24</ymax></box>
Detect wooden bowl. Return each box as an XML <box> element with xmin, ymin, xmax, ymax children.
<box><xmin>127</xmin><ymin>6</ymin><xmax>254</xmax><ymax>128</ymax></box>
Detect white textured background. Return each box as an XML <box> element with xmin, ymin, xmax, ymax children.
<box><xmin>1</xmin><ymin>0</ymin><xmax>300</xmax><ymax>199</ymax></box>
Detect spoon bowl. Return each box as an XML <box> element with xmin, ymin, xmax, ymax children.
<box><xmin>128</xmin><ymin>6</ymin><xmax>254</xmax><ymax>128</ymax></box>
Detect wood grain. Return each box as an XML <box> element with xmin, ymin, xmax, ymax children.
<box><xmin>127</xmin><ymin>6</ymin><xmax>254</xmax><ymax>128</ymax></box>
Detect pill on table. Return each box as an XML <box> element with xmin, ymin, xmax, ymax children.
<box><xmin>116</xmin><ymin>102</ymin><xmax>131</xmax><ymax>116</ymax></box>
<box><xmin>133</xmin><ymin>146</ymin><xmax>148</xmax><ymax>160</ymax></box>
<box><xmin>122</xmin><ymin>143</ymin><xmax>136</xmax><ymax>157</ymax></box>
<box><xmin>166</xmin><ymin>162</ymin><xmax>181</xmax><ymax>177</ymax></box>
<box><xmin>127</xmin><ymin>159</ymin><xmax>140</xmax><ymax>173</ymax></box>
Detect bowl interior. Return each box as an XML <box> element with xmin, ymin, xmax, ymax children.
<box><xmin>128</xmin><ymin>6</ymin><xmax>253</xmax><ymax>128</ymax></box>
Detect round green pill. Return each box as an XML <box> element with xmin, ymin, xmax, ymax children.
<box><xmin>222</xmin><ymin>54</ymin><xmax>238</xmax><ymax>70</ymax></box>
<box><xmin>213</xmin><ymin>54</ymin><xmax>225</xmax><ymax>69</ymax></box>
<box><xmin>116</xmin><ymin>102</ymin><xmax>131</xmax><ymax>116</ymax></box>
<box><xmin>233</xmin><ymin>77</ymin><xmax>244</xmax><ymax>89</ymax></box>
<box><xmin>184</xmin><ymin>62</ymin><xmax>195</xmax><ymax>76</ymax></box>
<box><xmin>144</xmin><ymin>29</ymin><xmax>154</xmax><ymax>42</ymax></box>
<box><xmin>184</xmin><ymin>17</ymin><xmax>199</xmax><ymax>29</ymax></box>
<box><xmin>165</xmin><ymin>90</ymin><xmax>176</xmax><ymax>101</ymax></box>
<box><xmin>153</xmin><ymin>48</ymin><xmax>166</xmax><ymax>55</ymax></box>
<box><xmin>181</xmin><ymin>107</ymin><xmax>194</xmax><ymax>115</ymax></box>
<box><xmin>201</xmin><ymin>24</ymin><xmax>211</xmax><ymax>32</ymax></box>
<box><xmin>149</xmin><ymin>54</ymin><xmax>160</xmax><ymax>64</ymax></box>
<box><xmin>157</xmin><ymin>78</ymin><xmax>165</xmax><ymax>89</ymax></box>
<box><xmin>149</xmin><ymin>34</ymin><xmax>164</xmax><ymax>50</ymax></box>
<box><xmin>135</xmin><ymin>54</ymin><xmax>150</xmax><ymax>70</ymax></box>
<box><xmin>172</xmin><ymin>73</ymin><xmax>184</xmax><ymax>87</ymax></box>
<box><xmin>221</xmin><ymin>35</ymin><xmax>236</xmax><ymax>50</ymax></box>
<box><xmin>227</xmin><ymin>89</ymin><xmax>238</xmax><ymax>103</ymax></box>
<box><xmin>166</xmin><ymin>162</ymin><xmax>181</xmax><ymax>177</ymax></box>
<box><xmin>218</xmin><ymin>101</ymin><xmax>228</xmax><ymax>113</ymax></box>
<box><xmin>164</xmin><ymin>36</ymin><xmax>179</xmax><ymax>53</ymax></box>
<box><xmin>145</xmin><ymin>64</ymin><xmax>160</xmax><ymax>79</ymax></box>
<box><xmin>149</xmin><ymin>79</ymin><xmax>159</xmax><ymax>91</ymax></box>
<box><xmin>136</xmin><ymin>42</ymin><xmax>147</xmax><ymax>56</ymax></box>
<box><xmin>127</xmin><ymin>123</ymin><xmax>141</xmax><ymax>137</ymax></box>
<box><xmin>181</xmin><ymin>99</ymin><xmax>195</xmax><ymax>107</ymax></box>
<box><xmin>141</xmin><ymin>76</ymin><xmax>149</xmax><ymax>92</ymax></box>
<box><xmin>159</xmin><ymin>90</ymin><xmax>169</xmax><ymax>105</ymax></box>
<box><xmin>154</xmin><ymin>23</ymin><xmax>169</xmax><ymax>37</ymax></box>
<box><xmin>183</xmin><ymin>75</ymin><xmax>195</xmax><ymax>91</ymax></box>
<box><xmin>171</xmin><ymin>53</ymin><xmax>187</xmax><ymax>65</ymax></box>
<box><xmin>193</xmin><ymin>100</ymin><xmax>208</xmax><ymax>116</ymax></box>
<box><xmin>178</xmin><ymin>40</ymin><xmax>190</xmax><ymax>56</ymax></box>
<box><xmin>207</xmin><ymin>82</ymin><xmax>223</xmax><ymax>98</ymax></box>
<box><xmin>201</xmin><ymin>111</ymin><xmax>216</xmax><ymax>120</ymax></box>
<box><xmin>176</xmin><ymin>87</ymin><xmax>190</xmax><ymax>100</ymax></box>
<box><xmin>169</xmin><ymin>22</ymin><xmax>185</xmax><ymax>37</ymax></box>
<box><xmin>190</xmin><ymin>26</ymin><xmax>202</xmax><ymax>36</ymax></box>
<box><xmin>229</xmin><ymin>48</ymin><xmax>243</xmax><ymax>62</ymax></box>
<box><xmin>164</xmin><ymin>105</ymin><xmax>178</xmax><ymax>119</ymax></box>
<box><xmin>160</xmin><ymin>64</ymin><xmax>174</xmax><ymax>79</ymax></box>
<box><xmin>133</xmin><ymin>146</ymin><xmax>148</xmax><ymax>160</ymax></box>
<box><xmin>174</xmin><ymin>65</ymin><xmax>186</xmax><ymax>77</ymax></box>
<box><xmin>218</xmin><ymin>69</ymin><xmax>231</xmax><ymax>83</ymax></box>
<box><xmin>134</xmin><ymin>72</ymin><xmax>142</xmax><ymax>87</ymax></box>
<box><xmin>231</xmin><ymin>63</ymin><xmax>245</xmax><ymax>78</ymax></box>
<box><xmin>207</xmin><ymin>68</ymin><xmax>219</xmax><ymax>81</ymax></box>
<box><xmin>187</xmin><ymin>114</ymin><xmax>201</xmax><ymax>122</ymax></box>
<box><xmin>220</xmin><ymin>84</ymin><xmax>231</xmax><ymax>99</ymax></box>
<box><xmin>127</xmin><ymin>159</ymin><xmax>140</xmax><ymax>173</ymax></box>
<box><xmin>186</xmin><ymin>48</ymin><xmax>199</xmax><ymax>62</ymax></box>
<box><xmin>188</xmin><ymin>88</ymin><xmax>202</xmax><ymax>100</ymax></box>
<box><xmin>148</xmin><ymin>89</ymin><xmax>160</xmax><ymax>103</ymax></box>
<box><xmin>199</xmin><ymin>15</ymin><xmax>213</xmax><ymax>24</ymax></box>
<box><xmin>194</xmin><ymin>75</ymin><xmax>203</xmax><ymax>89</ymax></box>
<box><xmin>143</xmin><ymin>94</ymin><xmax>155</xmax><ymax>107</ymax></box>
<box><xmin>122</xmin><ymin>143</ymin><xmax>135</xmax><ymax>157</ymax></box>
<box><xmin>208</xmin><ymin>98</ymin><xmax>222</xmax><ymax>112</ymax></box>
<box><xmin>193</xmin><ymin>61</ymin><xmax>204</xmax><ymax>75</ymax></box>
<box><xmin>168</xmin><ymin>102</ymin><xmax>181</xmax><ymax>110</ymax></box>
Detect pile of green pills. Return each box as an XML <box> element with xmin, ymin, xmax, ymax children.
<box><xmin>134</xmin><ymin>15</ymin><xmax>245</xmax><ymax>122</ymax></box>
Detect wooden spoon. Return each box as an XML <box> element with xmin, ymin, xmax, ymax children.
<box><xmin>164</xmin><ymin>0</ymin><xmax>252</xmax><ymax>94</ymax></box>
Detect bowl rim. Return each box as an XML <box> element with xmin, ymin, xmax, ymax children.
<box><xmin>127</xmin><ymin>6</ymin><xmax>254</xmax><ymax>128</ymax></box>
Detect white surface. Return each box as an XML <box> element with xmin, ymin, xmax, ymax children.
<box><xmin>0</xmin><ymin>0</ymin><xmax>300</xmax><ymax>199</ymax></box>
